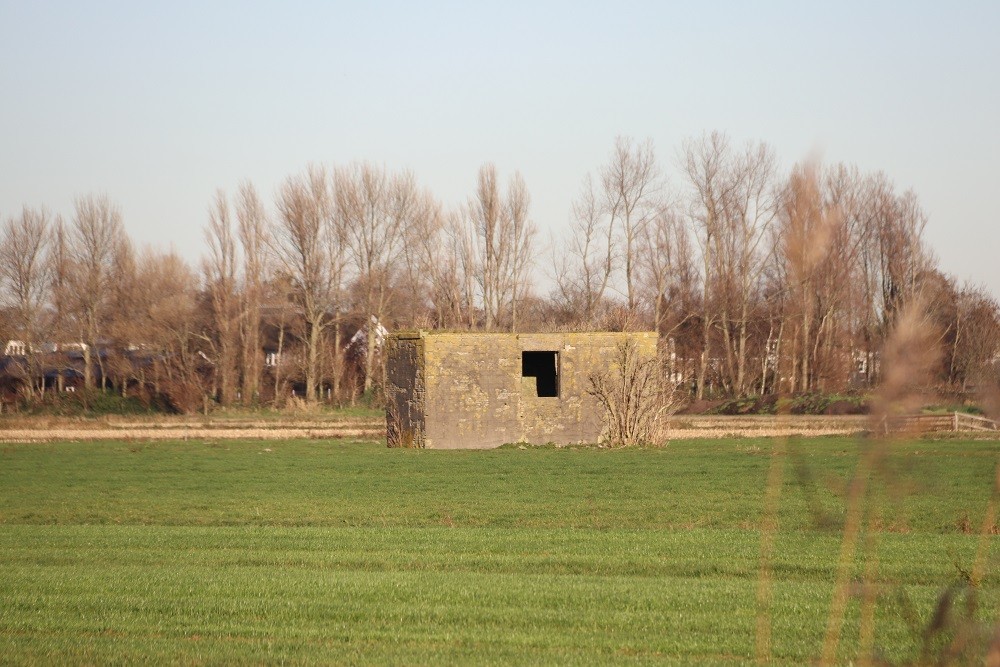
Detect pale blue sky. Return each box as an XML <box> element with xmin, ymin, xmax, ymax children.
<box><xmin>1</xmin><ymin>1</ymin><xmax>998</xmax><ymax>295</ymax></box>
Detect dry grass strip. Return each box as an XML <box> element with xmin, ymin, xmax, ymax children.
<box><xmin>0</xmin><ymin>427</ymin><xmax>383</xmax><ymax>442</ymax></box>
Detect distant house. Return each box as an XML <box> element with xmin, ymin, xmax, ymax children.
<box><xmin>348</xmin><ymin>316</ymin><xmax>389</xmax><ymax>355</ymax></box>
<box><xmin>4</xmin><ymin>340</ymin><xmax>29</xmax><ymax>356</ymax></box>
<box><xmin>0</xmin><ymin>340</ymin><xmax>86</xmax><ymax>399</ymax></box>
<box><xmin>384</xmin><ymin>331</ymin><xmax>657</xmax><ymax>449</ymax></box>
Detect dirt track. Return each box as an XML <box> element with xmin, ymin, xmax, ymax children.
<box><xmin>0</xmin><ymin>415</ymin><xmax>384</xmax><ymax>442</ymax></box>
<box><xmin>665</xmin><ymin>415</ymin><xmax>870</xmax><ymax>439</ymax></box>
<box><xmin>0</xmin><ymin>415</ymin><xmax>871</xmax><ymax>443</ymax></box>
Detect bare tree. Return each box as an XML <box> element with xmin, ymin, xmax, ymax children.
<box><xmin>638</xmin><ymin>205</ymin><xmax>695</xmax><ymax>340</ymax></box>
<box><xmin>554</xmin><ymin>174</ymin><xmax>615</xmax><ymax>326</ymax></box>
<box><xmin>811</xmin><ymin>163</ymin><xmax>869</xmax><ymax>391</ymax></box>
<box><xmin>105</xmin><ymin>231</ymin><xmax>138</xmax><ymax>396</ymax></box>
<box><xmin>0</xmin><ymin>207</ymin><xmax>51</xmax><ymax>397</ymax></box>
<box><xmin>444</xmin><ymin>210</ymin><xmax>479</xmax><ymax>329</ymax></box>
<box><xmin>397</xmin><ymin>191</ymin><xmax>437</xmax><ymax>326</ymax></box>
<box><xmin>399</xmin><ymin>194</ymin><xmax>474</xmax><ymax>328</ymax></box>
<box><xmin>469</xmin><ymin>164</ymin><xmax>504</xmax><ymax>330</ymax></box>
<box><xmin>65</xmin><ymin>195</ymin><xmax>131</xmax><ymax>390</ymax></box>
<box><xmin>601</xmin><ymin>137</ymin><xmax>661</xmax><ymax>313</ymax></box>
<box><xmin>949</xmin><ymin>282</ymin><xmax>1000</xmax><ymax>392</ymax></box>
<box><xmin>132</xmin><ymin>249</ymin><xmax>206</xmax><ymax>412</ymax></box>
<box><xmin>46</xmin><ymin>217</ymin><xmax>73</xmax><ymax>392</ymax></box>
<box><xmin>680</xmin><ymin>134</ymin><xmax>780</xmax><ymax>396</ymax></box>
<box><xmin>336</xmin><ymin>162</ymin><xmax>415</xmax><ymax>392</ymax></box>
<box><xmin>260</xmin><ymin>274</ymin><xmax>297</xmax><ymax>406</ymax></box>
<box><xmin>272</xmin><ymin>166</ymin><xmax>339</xmax><ymax>403</ymax></box>
<box><xmin>777</xmin><ymin>161</ymin><xmax>840</xmax><ymax>392</ymax></box>
<box><xmin>236</xmin><ymin>181</ymin><xmax>268</xmax><ymax>405</ymax></box>
<box><xmin>506</xmin><ymin>172</ymin><xmax>533</xmax><ymax>332</ymax></box>
<box><xmin>203</xmin><ymin>191</ymin><xmax>239</xmax><ymax>406</ymax></box>
<box><xmin>849</xmin><ymin>172</ymin><xmax>931</xmax><ymax>388</ymax></box>
<box><xmin>683</xmin><ymin>132</ymin><xmax>733</xmax><ymax>399</ymax></box>
<box><xmin>715</xmin><ymin>142</ymin><xmax>780</xmax><ymax>395</ymax></box>
<box><xmin>467</xmin><ymin>164</ymin><xmax>536</xmax><ymax>331</ymax></box>
<box><xmin>880</xmin><ymin>190</ymin><xmax>930</xmax><ymax>327</ymax></box>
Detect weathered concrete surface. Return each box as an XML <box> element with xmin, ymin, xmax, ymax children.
<box><xmin>384</xmin><ymin>332</ymin><xmax>426</xmax><ymax>448</ymax></box>
<box><xmin>385</xmin><ymin>331</ymin><xmax>657</xmax><ymax>449</ymax></box>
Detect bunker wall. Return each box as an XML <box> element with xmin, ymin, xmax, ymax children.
<box><xmin>406</xmin><ymin>332</ymin><xmax>656</xmax><ymax>449</ymax></box>
<box><xmin>384</xmin><ymin>333</ymin><xmax>426</xmax><ymax>447</ymax></box>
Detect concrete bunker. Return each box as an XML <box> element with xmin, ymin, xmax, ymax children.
<box><xmin>385</xmin><ymin>331</ymin><xmax>656</xmax><ymax>449</ymax></box>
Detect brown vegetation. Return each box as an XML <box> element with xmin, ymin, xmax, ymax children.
<box><xmin>587</xmin><ymin>340</ymin><xmax>682</xmax><ymax>446</ymax></box>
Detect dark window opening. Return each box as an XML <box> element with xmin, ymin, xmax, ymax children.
<box><xmin>522</xmin><ymin>351</ymin><xmax>559</xmax><ymax>397</ymax></box>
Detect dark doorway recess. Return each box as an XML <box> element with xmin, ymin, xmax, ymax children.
<box><xmin>522</xmin><ymin>351</ymin><xmax>559</xmax><ymax>397</ymax></box>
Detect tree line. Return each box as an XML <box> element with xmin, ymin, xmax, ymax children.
<box><xmin>1</xmin><ymin>132</ymin><xmax>998</xmax><ymax>411</ymax></box>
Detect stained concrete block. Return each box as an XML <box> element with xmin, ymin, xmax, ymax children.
<box><xmin>385</xmin><ymin>331</ymin><xmax>657</xmax><ymax>449</ymax></box>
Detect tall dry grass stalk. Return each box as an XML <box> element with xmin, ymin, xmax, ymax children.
<box><xmin>819</xmin><ymin>442</ymin><xmax>883</xmax><ymax>666</ymax></box>
<box><xmin>978</xmin><ymin>376</ymin><xmax>1000</xmax><ymax>665</ymax></box>
<box><xmin>858</xmin><ymin>503</ymin><xmax>882</xmax><ymax>665</ymax></box>
<box><xmin>871</xmin><ymin>293</ymin><xmax>943</xmax><ymax>426</ymax></box>
<box><xmin>756</xmin><ymin>162</ymin><xmax>843</xmax><ymax>660</ymax></box>
<box><xmin>820</xmin><ymin>295</ymin><xmax>942</xmax><ymax>666</ymax></box>
<box><xmin>754</xmin><ymin>436</ymin><xmax>787</xmax><ymax>664</ymax></box>
<box><xmin>973</xmin><ymin>463</ymin><xmax>999</xmax><ymax>589</ymax></box>
<box><xmin>973</xmin><ymin>464</ymin><xmax>999</xmax><ymax>667</ymax></box>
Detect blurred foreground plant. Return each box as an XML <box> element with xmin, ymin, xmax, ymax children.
<box><xmin>756</xmin><ymin>296</ymin><xmax>1000</xmax><ymax>665</ymax></box>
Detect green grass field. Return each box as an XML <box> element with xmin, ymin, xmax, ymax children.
<box><xmin>1</xmin><ymin>437</ymin><xmax>997</xmax><ymax>664</ymax></box>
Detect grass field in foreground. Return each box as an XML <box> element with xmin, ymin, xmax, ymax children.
<box><xmin>1</xmin><ymin>437</ymin><xmax>998</xmax><ymax>664</ymax></box>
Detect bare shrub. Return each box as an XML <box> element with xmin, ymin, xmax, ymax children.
<box><xmin>587</xmin><ymin>340</ymin><xmax>681</xmax><ymax>446</ymax></box>
<box><xmin>285</xmin><ymin>396</ymin><xmax>317</xmax><ymax>413</ymax></box>
<box><xmin>158</xmin><ymin>376</ymin><xmax>203</xmax><ymax>415</ymax></box>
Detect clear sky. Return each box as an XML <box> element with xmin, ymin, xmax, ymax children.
<box><xmin>1</xmin><ymin>1</ymin><xmax>998</xmax><ymax>296</ymax></box>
